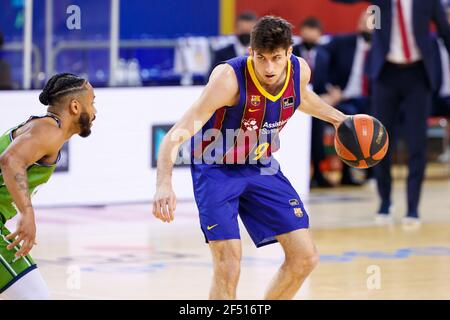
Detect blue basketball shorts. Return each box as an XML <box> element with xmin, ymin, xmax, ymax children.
<box><xmin>190</xmin><ymin>161</ymin><xmax>309</xmax><ymax>247</ymax></box>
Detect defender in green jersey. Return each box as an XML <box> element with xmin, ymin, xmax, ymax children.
<box><xmin>0</xmin><ymin>73</ymin><xmax>97</xmax><ymax>299</ymax></box>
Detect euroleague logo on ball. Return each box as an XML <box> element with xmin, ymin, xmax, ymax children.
<box><xmin>242</xmin><ymin>118</ymin><xmax>259</xmax><ymax>131</ymax></box>
<box><xmin>376</xmin><ymin>129</ymin><xmax>384</xmax><ymax>145</ymax></box>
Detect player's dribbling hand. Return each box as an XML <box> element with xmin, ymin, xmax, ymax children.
<box><xmin>6</xmin><ymin>212</ymin><xmax>37</xmax><ymax>258</ymax></box>
<box><xmin>333</xmin><ymin>114</ymin><xmax>351</xmax><ymax>131</ymax></box>
<box><xmin>153</xmin><ymin>184</ymin><xmax>177</xmax><ymax>223</ymax></box>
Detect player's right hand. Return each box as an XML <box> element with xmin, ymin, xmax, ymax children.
<box><xmin>6</xmin><ymin>211</ymin><xmax>37</xmax><ymax>258</ymax></box>
<box><xmin>152</xmin><ymin>184</ymin><xmax>177</xmax><ymax>223</ymax></box>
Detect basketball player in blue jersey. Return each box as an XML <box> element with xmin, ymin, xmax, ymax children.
<box><xmin>153</xmin><ymin>16</ymin><xmax>348</xmax><ymax>299</ymax></box>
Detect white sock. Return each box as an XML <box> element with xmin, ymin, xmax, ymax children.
<box><xmin>1</xmin><ymin>268</ymin><xmax>50</xmax><ymax>300</ymax></box>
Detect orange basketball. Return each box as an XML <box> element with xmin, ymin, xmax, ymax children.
<box><xmin>334</xmin><ymin>114</ymin><xmax>389</xmax><ymax>169</ymax></box>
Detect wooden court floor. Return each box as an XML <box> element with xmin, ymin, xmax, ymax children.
<box><xmin>2</xmin><ymin>172</ymin><xmax>449</xmax><ymax>300</ymax></box>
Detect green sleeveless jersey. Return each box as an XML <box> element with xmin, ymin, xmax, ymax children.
<box><xmin>0</xmin><ymin>115</ymin><xmax>61</xmax><ymax>223</ymax></box>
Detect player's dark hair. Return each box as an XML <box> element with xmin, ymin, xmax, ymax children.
<box><xmin>237</xmin><ymin>11</ymin><xmax>258</xmax><ymax>22</ymax></box>
<box><xmin>250</xmin><ymin>16</ymin><xmax>293</xmax><ymax>53</ymax></box>
<box><xmin>300</xmin><ymin>17</ymin><xmax>323</xmax><ymax>31</ymax></box>
<box><xmin>39</xmin><ymin>73</ymin><xmax>87</xmax><ymax>106</ymax></box>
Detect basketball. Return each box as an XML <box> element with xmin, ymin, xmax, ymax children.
<box><xmin>334</xmin><ymin>114</ymin><xmax>389</xmax><ymax>169</ymax></box>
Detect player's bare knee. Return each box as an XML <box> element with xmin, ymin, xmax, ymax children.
<box><xmin>214</xmin><ymin>257</ymin><xmax>241</xmax><ymax>279</ymax></box>
<box><xmin>286</xmin><ymin>252</ymin><xmax>319</xmax><ymax>277</ymax></box>
<box><xmin>308</xmin><ymin>253</ymin><xmax>320</xmax><ymax>271</ymax></box>
<box><xmin>211</xmin><ymin>241</ymin><xmax>241</xmax><ymax>277</ymax></box>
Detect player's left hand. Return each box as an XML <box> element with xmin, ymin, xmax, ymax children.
<box><xmin>6</xmin><ymin>212</ymin><xmax>37</xmax><ymax>258</ymax></box>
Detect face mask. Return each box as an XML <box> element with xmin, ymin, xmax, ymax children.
<box><xmin>237</xmin><ymin>33</ymin><xmax>251</xmax><ymax>46</ymax></box>
<box><xmin>360</xmin><ymin>31</ymin><xmax>372</xmax><ymax>43</ymax></box>
<box><xmin>302</xmin><ymin>41</ymin><xmax>316</xmax><ymax>51</ymax></box>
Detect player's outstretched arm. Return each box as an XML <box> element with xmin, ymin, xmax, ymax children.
<box><xmin>153</xmin><ymin>64</ymin><xmax>239</xmax><ymax>223</ymax></box>
<box><xmin>296</xmin><ymin>57</ymin><xmax>348</xmax><ymax>129</ymax></box>
<box><xmin>0</xmin><ymin>122</ymin><xmax>64</xmax><ymax>257</ymax></box>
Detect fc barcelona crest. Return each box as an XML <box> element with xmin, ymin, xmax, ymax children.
<box><xmin>251</xmin><ymin>95</ymin><xmax>261</xmax><ymax>106</ymax></box>
<box><xmin>294</xmin><ymin>207</ymin><xmax>303</xmax><ymax>217</ymax></box>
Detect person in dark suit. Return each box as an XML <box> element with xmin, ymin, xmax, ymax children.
<box><xmin>0</xmin><ymin>30</ymin><xmax>13</xmax><ymax>90</ymax></box>
<box><xmin>324</xmin><ymin>10</ymin><xmax>374</xmax><ymax>185</ymax></box>
<box><xmin>334</xmin><ymin>0</ymin><xmax>450</xmax><ymax>227</ymax></box>
<box><xmin>209</xmin><ymin>12</ymin><xmax>258</xmax><ymax>73</ymax></box>
<box><xmin>431</xmin><ymin>4</ymin><xmax>450</xmax><ymax>162</ymax></box>
<box><xmin>293</xmin><ymin>17</ymin><xmax>342</xmax><ymax>188</ymax></box>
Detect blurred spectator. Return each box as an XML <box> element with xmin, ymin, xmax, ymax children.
<box><xmin>324</xmin><ymin>10</ymin><xmax>374</xmax><ymax>185</ymax></box>
<box><xmin>432</xmin><ymin>4</ymin><xmax>450</xmax><ymax>162</ymax></box>
<box><xmin>294</xmin><ymin>17</ymin><xmax>341</xmax><ymax>188</ymax></box>
<box><xmin>294</xmin><ymin>18</ymin><xmax>330</xmax><ymax>95</ymax></box>
<box><xmin>174</xmin><ymin>36</ymin><xmax>212</xmax><ymax>85</ymax></box>
<box><xmin>209</xmin><ymin>12</ymin><xmax>258</xmax><ymax>74</ymax></box>
<box><xmin>335</xmin><ymin>0</ymin><xmax>450</xmax><ymax>227</ymax></box>
<box><xmin>0</xmin><ymin>30</ymin><xmax>13</xmax><ymax>90</ymax></box>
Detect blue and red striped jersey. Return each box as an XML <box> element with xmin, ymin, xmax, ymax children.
<box><xmin>192</xmin><ymin>55</ymin><xmax>302</xmax><ymax>165</ymax></box>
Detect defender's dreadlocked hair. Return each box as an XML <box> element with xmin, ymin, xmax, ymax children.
<box><xmin>39</xmin><ymin>73</ymin><xmax>87</xmax><ymax>106</ymax></box>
